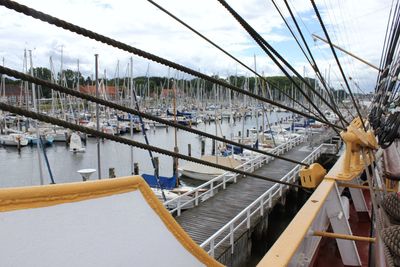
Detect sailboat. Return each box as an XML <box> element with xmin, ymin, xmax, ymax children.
<box><xmin>0</xmin><ymin>133</ymin><xmax>28</xmax><ymax>146</ymax></box>
<box><xmin>69</xmin><ymin>132</ymin><xmax>85</xmax><ymax>153</ymax></box>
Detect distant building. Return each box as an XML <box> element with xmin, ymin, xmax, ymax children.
<box><xmin>2</xmin><ymin>84</ymin><xmax>31</xmax><ymax>105</ymax></box>
<box><xmin>79</xmin><ymin>85</ymin><xmax>118</xmax><ymax>100</ymax></box>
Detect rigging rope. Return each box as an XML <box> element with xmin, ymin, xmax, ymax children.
<box><xmin>369</xmin><ymin>0</ymin><xmax>400</xmax><ymax>147</ymax></box>
<box><xmin>310</xmin><ymin>0</ymin><xmax>366</xmax><ymax>131</ymax></box>
<box><xmin>280</xmin><ymin>0</ymin><xmax>346</xmax><ymax>129</ymax></box>
<box><xmin>0</xmin><ymin>102</ymin><xmax>306</xmax><ymax>189</ymax></box>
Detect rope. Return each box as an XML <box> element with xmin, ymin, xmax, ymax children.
<box><xmin>381</xmin><ymin>192</ymin><xmax>400</xmax><ymax>223</ymax></box>
<box><xmin>280</xmin><ymin>0</ymin><xmax>346</xmax><ymax>129</ymax></box>
<box><xmin>0</xmin><ymin>0</ymin><xmax>342</xmax><ymax>131</ymax></box>
<box><xmin>310</xmin><ymin>0</ymin><xmax>366</xmax><ymax>131</ymax></box>
<box><xmin>0</xmin><ymin>65</ymin><xmax>308</xmax><ymax>166</ymax></box>
<box><xmin>0</xmin><ymin>102</ymin><xmax>306</xmax><ymax>189</ymax></box>
<box><xmin>381</xmin><ymin>225</ymin><xmax>400</xmax><ymax>266</ymax></box>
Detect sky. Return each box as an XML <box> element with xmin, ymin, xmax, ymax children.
<box><xmin>0</xmin><ymin>0</ymin><xmax>393</xmax><ymax>92</ymax></box>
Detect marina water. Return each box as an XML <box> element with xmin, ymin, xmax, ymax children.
<box><xmin>0</xmin><ymin>112</ymin><xmax>291</xmax><ymax>188</ymax></box>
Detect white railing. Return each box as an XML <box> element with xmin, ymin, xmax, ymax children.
<box><xmin>164</xmin><ymin>135</ymin><xmax>306</xmax><ymax>215</ymax></box>
<box><xmin>199</xmin><ymin>143</ymin><xmax>335</xmax><ymax>257</ymax></box>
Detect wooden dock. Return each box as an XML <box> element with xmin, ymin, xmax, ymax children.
<box><xmin>176</xmin><ymin>144</ymin><xmax>319</xmax><ymax>261</ymax></box>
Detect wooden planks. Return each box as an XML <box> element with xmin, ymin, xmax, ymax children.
<box><xmin>176</xmin><ymin>145</ymin><xmax>316</xmax><ymax>259</ymax></box>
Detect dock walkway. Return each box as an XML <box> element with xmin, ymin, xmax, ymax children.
<box><xmin>176</xmin><ymin>143</ymin><xmax>320</xmax><ymax>259</ymax></box>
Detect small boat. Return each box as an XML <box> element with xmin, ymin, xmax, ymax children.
<box><xmin>0</xmin><ymin>133</ymin><xmax>28</xmax><ymax>146</ymax></box>
<box><xmin>52</xmin><ymin>129</ymin><xmax>69</xmax><ymax>142</ymax></box>
<box><xmin>141</xmin><ymin>173</ymin><xmax>177</xmax><ymax>190</ymax></box>
<box><xmin>27</xmin><ymin>133</ymin><xmax>55</xmax><ymax>146</ymax></box>
<box><xmin>69</xmin><ymin>132</ymin><xmax>85</xmax><ymax>153</ymax></box>
<box><xmin>151</xmin><ymin>188</ymin><xmax>195</xmax><ymax>210</ymax></box>
<box><xmin>178</xmin><ymin>155</ymin><xmax>241</xmax><ymax>181</ymax></box>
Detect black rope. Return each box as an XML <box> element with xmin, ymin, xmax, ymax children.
<box><xmin>146</xmin><ymin>0</ymin><xmax>323</xmax><ymax>121</ymax></box>
<box><xmin>281</xmin><ymin>0</ymin><xmax>346</xmax><ymax>129</ymax></box>
<box><xmin>0</xmin><ymin>102</ymin><xmax>306</xmax><ymax>189</ymax></box>
<box><xmin>214</xmin><ymin>0</ymin><xmax>344</xmax><ymax>136</ymax></box>
<box><xmin>369</xmin><ymin>0</ymin><xmax>400</xmax><ymax>147</ymax></box>
<box><xmin>310</xmin><ymin>0</ymin><xmax>366</xmax><ymax>131</ymax></box>
<box><xmin>0</xmin><ymin>0</ymin><xmax>341</xmax><ymax>130</ymax></box>
<box><xmin>0</xmin><ymin>65</ymin><xmax>309</xmax><ymax>166</ymax></box>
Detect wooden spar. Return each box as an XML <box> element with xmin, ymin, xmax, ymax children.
<box><xmin>313</xmin><ymin>231</ymin><xmax>375</xmax><ymax>243</ymax></box>
<box><xmin>337</xmin><ymin>182</ymin><xmax>397</xmax><ymax>192</ymax></box>
<box><xmin>312</xmin><ymin>33</ymin><xmax>381</xmax><ymax>72</ymax></box>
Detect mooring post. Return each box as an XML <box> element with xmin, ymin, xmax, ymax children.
<box><xmin>17</xmin><ymin>139</ymin><xmax>21</xmax><ymax>153</ymax></box>
<box><xmin>201</xmin><ymin>140</ymin><xmax>205</xmax><ymax>156</ymax></box>
<box><xmin>154</xmin><ymin>157</ymin><xmax>159</xmax><ymax>178</ymax></box>
<box><xmin>188</xmin><ymin>143</ymin><xmax>191</xmax><ymax>157</ymax></box>
<box><xmin>82</xmin><ymin>133</ymin><xmax>87</xmax><ymax>146</ymax></box>
<box><xmin>173</xmin><ymin>147</ymin><xmax>179</xmax><ymax>177</ymax></box>
<box><xmin>246</xmin><ymin>129</ymin><xmax>249</xmax><ymax>137</ymax></box>
<box><xmin>109</xmin><ymin>168</ymin><xmax>116</xmax><ymax>178</ymax></box>
<box><xmin>133</xmin><ymin>162</ymin><xmax>139</xmax><ymax>175</ymax></box>
<box><xmin>212</xmin><ymin>139</ymin><xmax>216</xmax><ymax>155</ymax></box>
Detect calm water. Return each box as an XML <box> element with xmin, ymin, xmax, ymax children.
<box><xmin>0</xmin><ymin>112</ymin><xmax>291</xmax><ymax>188</ymax></box>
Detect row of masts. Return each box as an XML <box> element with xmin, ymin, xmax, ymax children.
<box><xmin>1</xmin><ymin>49</ymin><xmax>352</xmax><ymax>118</ymax></box>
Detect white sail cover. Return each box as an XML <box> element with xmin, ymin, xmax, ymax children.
<box><xmin>0</xmin><ymin>176</ymin><xmax>221</xmax><ymax>267</ymax></box>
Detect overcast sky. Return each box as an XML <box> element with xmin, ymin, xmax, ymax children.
<box><xmin>0</xmin><ymin>0</ymin><xmax>392</xmax><ymax>92</ymax></box>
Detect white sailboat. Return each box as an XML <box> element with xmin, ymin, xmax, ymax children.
<box><xmin>0</xmin><ymin>133</ymin><xmax>28</xmax><ymax>146</ymax></box>
<box><xmin>69</xmin><ymin>132</ymin><xmax>85</xmax><ymax>153</ymax></box>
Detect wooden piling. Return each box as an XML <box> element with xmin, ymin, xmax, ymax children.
<box><xmin>109</xmin><ymin>168</ymin><xmax>116</xmax><ymax>178</ymax></box>
<box><xmin>173</xmin><ymin>147</ymin><xmax>179</xmax><ymax>177</ymax></box>
<box><xmin>188</xmin><ymin>144</ymin><xmax>191</xmax><ymax>157</ymax></box>
<box><xmin>154</xmin><ymin>157</ymin><xmax>159</xmax><ymax>177</ymax></box>
<box><xmin>212</xmin><ymin>139</ymin><xmax>216</xmax><ymax>155</ymax></box>
<box><xmin>17</xmin><ymin>139</ymin><xmax>21</xmax><ymax>152</ymax></box>
<box><xmin>201</xmin><ymin>140</ymin><xmax>205</xmax><ymax>156</ymax></box>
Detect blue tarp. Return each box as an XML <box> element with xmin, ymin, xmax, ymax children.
<box><xmin>142</xmin><ymin>174</ymin><xmax>177</xmax><ymax>190</ymax></box>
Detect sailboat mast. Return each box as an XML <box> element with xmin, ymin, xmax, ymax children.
<box><xmin>76</xmin><ymin>59</ymin><xmax>80</xmax><ymax>116</ymax></box>
<box><xmin>95</xmin><ymin>54</ymin><xmax>101</xmax><ymax>179</ymax></box>
<box><xmin>172</xmin><ymin>79</ymin><xmax>179</xmax><ymax>178</ymax></box>
<box><xmin>0</xmin><ymin>57</ymin><xmax>4</xmax><ymax>101</ymax></box>
<box><xmin>254</xmin><ymin>55</ymin><xmax>259</xmax><ymax>143</ymax></box>
<box><xmin>130</xmin><ymin>57</ymin><xmax>134</xmax><ymax>174</ymax></box>
<box><xmin>29</xmin><ymin>50</ymin><xmax>44</xmax><ymax>185</ymax></box>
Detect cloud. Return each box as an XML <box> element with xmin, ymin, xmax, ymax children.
<box><xmin>0</xmin><ymin>0</ymin><xmax>392</xmax><ymax>93</ymax></box>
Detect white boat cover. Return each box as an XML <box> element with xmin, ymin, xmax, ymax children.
<box><xmin>180</xmin><ymin>155</ymin><xmax>241</xmax><ymax>174</ymax></box>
